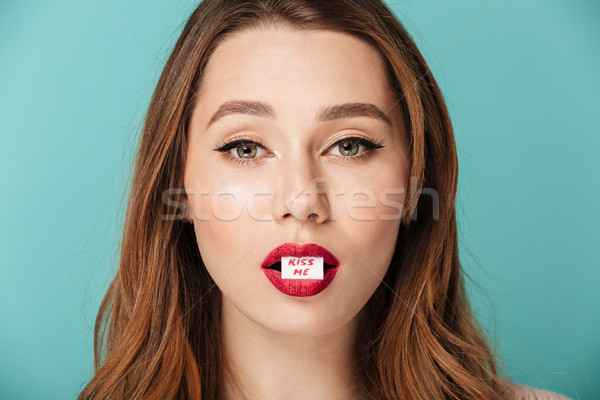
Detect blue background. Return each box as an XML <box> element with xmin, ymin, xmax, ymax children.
<box><xmin>1</xmin><ymin>1</ymin><xmax>598</xmax><ymax>399</ymax></box>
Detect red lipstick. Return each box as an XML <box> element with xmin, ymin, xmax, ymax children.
<box><xmin>261</xmin><ymin>242</ymin><xmax>340</xmax><ymax>297</ymax></box>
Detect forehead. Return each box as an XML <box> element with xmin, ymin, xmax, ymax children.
<box><xmin>196</xmin><ymin>27</ymin><xmax>396</xmax><ymax>108</ymax></box>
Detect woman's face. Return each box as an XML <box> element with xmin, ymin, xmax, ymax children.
<box><xmin>184</xmin><ymin>27</ymin><xmax>410</xmax><ymax>336</ymax></box>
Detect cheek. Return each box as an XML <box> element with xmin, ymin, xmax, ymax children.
<box><xmin>332</xmin><ymin>172</ymin><xmax>406</xmax><ymax>243</ymax></box>
<box><xmin>331</xmin><ymin>171</ymin><xmax>406</xmax><ymax>296</ymax></box>
<box><xmin>188</xmin><ymin>178</ymin><xmax>267</xmax><ymax>281</ymax></box>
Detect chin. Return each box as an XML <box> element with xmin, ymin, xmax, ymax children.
<box><xmin>258</xmin><ymin>301</ymin><xmax>356</xmax><ymax>337</ymax></box>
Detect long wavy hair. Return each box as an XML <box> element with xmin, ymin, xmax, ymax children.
<box><xmin>79</xmin><ymin>0</ymin><xmax>512</xmax><ymax>399</ymax></box>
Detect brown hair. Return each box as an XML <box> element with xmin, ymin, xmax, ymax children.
<box><xmin>79</xmin><ymin>0</ymin><xmax>512</xmax><ymax>399</ymax></box>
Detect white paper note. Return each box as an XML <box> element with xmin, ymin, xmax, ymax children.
<box><xmin>281</xmin><ymin>256</ymin><xmax>324</xmax><ymax>279</ymax></box>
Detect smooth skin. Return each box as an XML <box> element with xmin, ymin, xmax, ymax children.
<box><xmin>184</xmin><ymin>26</ymin><xmax>410</xmax><ymax>400</ymax></box>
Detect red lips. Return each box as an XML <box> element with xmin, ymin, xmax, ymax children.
<box><xmin>261</xmin><ymin>242</ymin><xmax>340</xmax><ymax>297</ymax></box>
<box><xmin>261</xmin><ymin>242</ymin><xmax>340</xmax><ymax>268</ymax></box>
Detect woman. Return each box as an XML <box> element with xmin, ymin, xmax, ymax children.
<box><xmin>79</xmin><ymin>1</ymin><xmax>570</xmax><ymax>399</ymax></box>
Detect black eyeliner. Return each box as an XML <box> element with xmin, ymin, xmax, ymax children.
<box><xmin>331</xmin><ymin>136</ymin><xmax>386</xmax><ymax>150</ymax></box>
<box><xmin>213</xmin><ymin>136</ymin><xmax>266</xmax><ymax>153</ymax></box>
<box><xmin>352</xmin><ymin>137</ymin><xmax>384</xmax><ymax>149</ymax></box>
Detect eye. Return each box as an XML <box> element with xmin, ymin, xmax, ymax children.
<box><xmin>213</xmin><ymin>136</ymin><xmax>269</xmax><ymax>165</ymax></box>
<box><xmin>234</xmin><ymin>142</ymin><xmax>259</xmax><ymax>159</ymax></box>
<box><xmin>337</xmin><ymin>140</ymin><xmax>360</xmax><ymax>156</ymax></box>
<box><xmin>328</xmin><ymin>137</ymin><xmax>384</xmax><ymax>158</ymax></box>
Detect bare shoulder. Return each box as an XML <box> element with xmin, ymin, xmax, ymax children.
<box><xmin>507</xmin><ymin>383</ymin><xmax>573</xmax><ymax>400</ymax></box>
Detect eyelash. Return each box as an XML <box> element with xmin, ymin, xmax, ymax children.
<box><xmin>213</xmin><ymin>135</ymin><xmax>270</xmax><ymax>166</ymax></box>
<box><xmin>213</xmin><ymin>134</ymin><xmax>385</xmax><ymax>166</ymax></box>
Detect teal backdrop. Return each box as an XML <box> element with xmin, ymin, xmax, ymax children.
<box><xmin>1</xmin><ymin>1</ymin><xmax>598</xmax><ymax>399</ymax></box>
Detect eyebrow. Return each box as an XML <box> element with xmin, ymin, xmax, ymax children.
<box><xmin>206</xmin><ymin>100</ymin><xmax>392</xmax><ymax>129</ymax></box>
<box><xmin>317</xmin><ymin>102</ymin><xmax>392</xmax><ymax>125</ymax></box>
<box><xmin>206</xmin><ymin>100</ymin><xmax>274</xmax><ymax>129</ymax></box>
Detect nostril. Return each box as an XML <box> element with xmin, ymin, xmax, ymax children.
<box><xmin>307</xmin><ymin>213</ymin><xmax>318</xmax><ymax>221</ymax></box>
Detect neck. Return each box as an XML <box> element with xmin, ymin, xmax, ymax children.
<box><xmin>220</xmin><ymin>296</ymin><xmax>366</xmax><ymax>400</ymax></box>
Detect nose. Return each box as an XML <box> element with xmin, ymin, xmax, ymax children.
<box><xmin>271</xmin><ymin>154</ymin><xmax>330</xmax><ymax>224</ymax></box>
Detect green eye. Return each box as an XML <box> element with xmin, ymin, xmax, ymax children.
<box><xmin>338</xmin><ymin>140</ymin><xmax>360</xmax><ymax>156</ymax></box>
<box><xmin>328</xmin><ymin>136</ymin><xmax>385</xmax><ymax>159</ymax></box>
<box><xmin>236</xmin><ymin>143</ymin><xmax>258</xmax><ymax>159</ymax></box>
